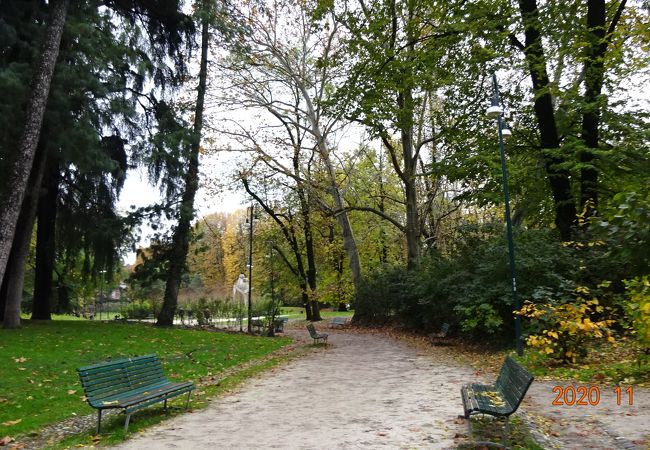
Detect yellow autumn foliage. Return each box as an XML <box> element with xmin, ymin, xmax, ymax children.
<box><xmin>517</xmin><ymin>285</ymin><xmax>617</xmax><ymax>363</ymax></box>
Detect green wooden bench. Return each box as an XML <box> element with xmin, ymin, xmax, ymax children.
<box><xmin>274</xmin><ymin>316</ymin><xmax>289</xmax><ymax>332</ymax></box>
<box><xmin>460</xmin><ymin>356</ymin><xmax>534</xmax><ymax>447</ymax></box>
<box><xmin>428</xmin><ymin>322</ymin><xmax>450</xmax><ymax>345</ymax></box>
<box><xmin>77</xmin><ymin>354</ymin><xmax>195</xmax><ymax>433</ymax></box>
<box><xmin>329</xmin><ymin>317</ymin><xmax>350</xmax><ymax>328</ymax></box>
<box><xmin>306</xmin><ymin>323</ymin><xmax>328</xmax><ymax>344</ymax></box>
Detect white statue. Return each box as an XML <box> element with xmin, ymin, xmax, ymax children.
<box><xmin>232</xmin><ymin>274</ymin><xmax>250</xmax><ymax>330</ymax></box>
<box><xmin>232</xmin><ymin>274</ymin><xmax>249</xmax><ymax>298</ymax></box>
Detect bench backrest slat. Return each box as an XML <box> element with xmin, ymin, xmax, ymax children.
<box><xmin>306</xmin><ymin>323</ymin><xmax>317</xmax><ymax>337</ymax></box>
<box><xmin>495</xmin><ymin>356</ymin><xmax>534</xmax><ymax>413</ymax></box>
<box><xmin>78</xmin><ymin>355</ymin><xmax>168</xmax><ymax>404</ymax></box>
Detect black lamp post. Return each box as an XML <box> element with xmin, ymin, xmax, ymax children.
<box><xmin>99</xmin><ymin>269</ymin><xmax>106</xmax><ymax>321</ymax></box>
<box><xmin>246</xmin><ymin>203</ymin><xmax>254</xmax><ymax>333</ymax></box>
<box><xmin>487</xmin><ymin>73</ymin><xmax>523</xmax><ymax>357</ymax></box>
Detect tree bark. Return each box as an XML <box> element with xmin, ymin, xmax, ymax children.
<box><xmin>294</xmin><ymin>80</ymin><xmax>364</xmax><ymax>293</ymax></box>
<box><xmin>398</xmin><ymin>87</ymin><xmax>421</xmax><ymax>270</ymax></box>
<box><xmin>0</xmin><ymin>0</ymin><xmax>69</xmax><ymax>289</ymax></box>
<box><xmin>2</xmin><ymin>141</ymin><xmax>49</xmax><ymax>328</ymax></box>
<box><xmin>158</xmin><ymin>9</ymin><xmax>209</xmax><ymax>326</ymax></box>
<box><xmin>579</xmin><ymin>0</ymin><xmax>626</xmax><ymax>213</ymax></box>
<box><xmin>517</xmin><ymin>0</ymin><xmax>576</xmax><ymax>241</ymax></box>
<box><xmin>298</xmin><ymin>176</ymin><xmax>320</xmax><ymax>321</ymax></box>
<box><xmin>32</xmin><ymin>156</ymin><xmax>60</xmax><ymax>320</ymax></box>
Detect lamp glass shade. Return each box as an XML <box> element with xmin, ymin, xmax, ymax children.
<box><xmin>501</xmin><ymin>126</ymin><xmax>512</xmax><ymax>139</ymax></box>
<box><xmin>487</xmin><ymin>104</ymin><xmax>503</xmax><ymax>118</ymax></box>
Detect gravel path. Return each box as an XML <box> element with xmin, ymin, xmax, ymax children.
<box><xmin>112</xmin><ymin>331</ymin><xmax>476</xmax><ymax>450</ymax></box>
<box><xmin>108</xmin><ymin>329</ymin><xmax>648</xmax><ymax>450</ymax></box>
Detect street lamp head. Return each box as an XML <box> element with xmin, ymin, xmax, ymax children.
<box><xmin>487</xmin><ymin>97</ymin><xmax>503</xmax><ymax>118</ymax></box>
<box><xmin>501</xmin><ymin>122</ymin><xmax>512</xmax><ymax>140</ymax></box>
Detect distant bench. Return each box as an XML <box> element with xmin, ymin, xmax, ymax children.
<box><xmin>329</xmin><ymin>317</ymin><xmax>350</xmax><ymax>328</ymax></box>
<box><xmin>460</xmin><ymin>356</ymin><xmax>534</xmax><ymax>446</ymax></box>
<box><xmin>428</xmin><ymin>323</ymin><xmax>450</xmax><ymax>345</ymax></box>
<box><xmin>306</xmin><ymin>323</ymin><xmax>328</xmax><ymax>344</ymax></box>
<box><xmin>77</xmin><ymin>354</ymin><xmax>194</xmax><ymax>433</ymax></box>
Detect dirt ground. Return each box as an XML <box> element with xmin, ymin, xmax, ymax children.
<box><xmin>112</xmin><ymin>329</ymin><xmax>649</xmax><ymax>450</ymax></box>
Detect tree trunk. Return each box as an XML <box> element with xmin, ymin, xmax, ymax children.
<box><xmin>0</xmin><ymin>0</ymin><xmax>69</xmax><ymax>288</ymax></box>
<box><xmin>2</xmin><ymin>141</ymin><xmax>49</xmax><ymax>328</ymax></box>
<box><xmin>158</xmin><ymin>10</ymin><xmax>209</xmax><ymax>326</ymax></box>
<box><xmin>32</xmin><ymin>157</ymin><xmax>60</xmax><ymax>320</ymax></box>
<box><xmin>2</xmin><ymin>204</ymin><xmax>38</xmax><ymax>328</ymax></box>
<box><xmin>398</xmin><ymin>20</ymin><xmax>421</xmax><ymax>270</ymax></box>
<box><xmin>399</xmin><ymin>99</ymin><xmax>420</xmax><ymax>270</ymax></box>
<box><xmin>579</xmin><ymin>0</ymin><xmax>625</xmax><ymax>214</ymax></box>
<box><xmin>302</xmin><ymin>287</ymin><xmax>313</xmax><ymax>321</ymax></box>
<box><xmin>296</xmin><ymin>83</ymin><xmax>363</xmax><ymax>292</ymax></box>
<box><xmin>299</xmin><ymin>186</ymin><xmax>320</xmax><ymax>321</ymax></box>
<box><xmin>517</xmin><ymin>0</ymin><xmax>576</xmax><ymax>241</ymax></box>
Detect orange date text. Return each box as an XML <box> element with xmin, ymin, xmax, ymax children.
<box><xmin>551</xmin><ymin>385</ymin><xmax>634</xmax><ymax>406</ymax></box>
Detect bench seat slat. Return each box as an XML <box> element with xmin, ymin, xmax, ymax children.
<box><xmin>78</xmin><ymin>355</ymin><xmax>158</xmax><ymax>372</ymax></box>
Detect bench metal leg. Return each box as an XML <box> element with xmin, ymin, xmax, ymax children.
<box><xmin>502</xmin><ymin>416</ymin><xmax>510</xmax><ymax>448</ymax></box>
<box><xmin>124</xmin><ymin>413</ymin><xmax>131</xmax><ymax>433</ymax></box>
<box><xmin>96</xmin><ymin>409</ymin><xmax>102</xmax><ymax>434</ymax></box>
<box><xmin>164</xmin><ymin>398</ymin><xmax>168</xmax><ymax>412</ymax></box>
<box><xmin>186</xmin><ymin>391</ymin><xmax>192</xmax><ymax>409</ymax></box>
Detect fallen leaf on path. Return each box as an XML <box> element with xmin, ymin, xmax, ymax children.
<box><xmin>377</xmin><ymin>432</ymin><xmax>388</xmax><ymax>436</ymax></box>
<box><xmin>0</xmin><ymin>436</ymin><xmax>13</xmax><ymax>446</ymax></box>
<box><xmin>1</xmin><ymin>421</ymin><xmax>21</xmax><ymax>427</ymax></box>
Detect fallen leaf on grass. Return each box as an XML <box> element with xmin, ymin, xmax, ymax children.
<box><xmin>67</xmin><ymin>390</ymin><xmax>77</xmax><ymax>395</ymax></box>
<box><xmin>0</xmin><ymin>399</ymin><xmax>7</xmax><ymax>403</ymax></box>
<box><xmin>0</xmin><ymin>436</ymin><xmax>13</xmax><ymax>446</ymax></box>
<box><xmin>1</xmin><ymin>420</ymin><xmax>21</xmax><ymax>427</ymax></box>
<box><xmin>13</xmin><ymin>357</ymin><xmax>27</xmax><ymax>364</ymax></box>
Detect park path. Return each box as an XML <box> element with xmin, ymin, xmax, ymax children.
<box><xmin>112</xmin><ymin>330</ymin><xmax>649</xmax><ymax>450</ymax></box>
<box><xmin>112</xmin><ymin>331</ymin><xmax>475</xmax><ymax>450</ymax></box>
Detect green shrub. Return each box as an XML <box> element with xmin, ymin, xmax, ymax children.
<box><xmin>355</xmin><ymin>223</ymin><xmax>578</xmax><ymax>340</ymax></box>
<box><xmin>623</xmin><ymin>276</ymin><xmax>650</xmax><ymax>359</ymax></box>
<box><xmin>121</xmin><ymin>301</ymin><xmax>153</xmax><ymax>320</ymax></box>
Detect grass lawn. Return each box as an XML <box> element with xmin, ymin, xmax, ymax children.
<box><xmin>0</xmin><ymin>320</ymin><xmax>291</xmax><ymax>442</ymax></box>
<box><xmin>281</xmin><ymin>306</ymin><xmax>354</xmax><ymax>320</ymax></box>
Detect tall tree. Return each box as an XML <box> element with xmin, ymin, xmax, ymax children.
<box><xmin>579</xmin><ymin>0</ymin><xmax>627</xmax><ymax>213</ymax></box>
<box><xmin>0</xmin><ymin>0</ymin><xmax>69</xmax><ymax>295</ymax></box>
<box><xmin>157</xmin><ymin>2</ymin><xmax>211</xmax><ymax>326</ymax></box>
<box><xmin>215</xmin><ymin>0</ymin><xmax>364</xmax><ymax>291</ymax></box>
